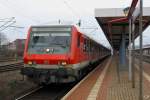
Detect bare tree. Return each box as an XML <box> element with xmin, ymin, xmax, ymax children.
<box><xmin>0</xmin><ymin>32</ymin><xmax>9</xmax><ymax>54</ymax></box>
<box><xmin>0</xmin><ymin>32</ymin><xmax>9</xmax><ymax>45</ymax></box>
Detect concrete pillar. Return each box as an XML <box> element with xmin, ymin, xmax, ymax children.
<box><xmin>119</xmin><ymin>31</ymin><xmax>126</xmax><ymax>69</ymax></box>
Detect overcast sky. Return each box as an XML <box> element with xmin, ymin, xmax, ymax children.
<box><xmin>0</xmin><ymin>0</ymin><xmax>150</xmax><ymax>48</ymax></box>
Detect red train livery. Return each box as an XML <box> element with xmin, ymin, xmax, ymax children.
<box><xmin>21</xmin><ymin>25</ymin><xmax>110</xmax><ymax>84</ymax></box>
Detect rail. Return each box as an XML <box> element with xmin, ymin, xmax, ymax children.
<box><xmin>0</xmin><ymin>62</ymin><xmax>23</xmax><ymax>72</ymax></box>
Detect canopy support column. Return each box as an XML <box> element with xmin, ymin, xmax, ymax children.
<box><xmin>119</xmin><ymin>27</ymin><xmax>126</xmax><ymax>69</ymax></box>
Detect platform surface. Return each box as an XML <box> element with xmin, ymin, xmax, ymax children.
<box><xmin>62</xmin><ymin>56</ymin><xmax>150</xmax><ymax>100</ymax></box>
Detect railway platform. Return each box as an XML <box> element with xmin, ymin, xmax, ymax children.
<box><xmin>62</xmin><ymin>56</ymin><xmax>150</xmax><ymax>100</ymax></box>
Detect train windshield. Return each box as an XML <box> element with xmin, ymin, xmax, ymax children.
<box><xmin>28</xmin><ymin>29</ymin><xmax>71</xmax><ymax>54</ymax></box>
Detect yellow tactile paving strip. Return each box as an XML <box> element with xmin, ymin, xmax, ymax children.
<box><xmin>61</xmin><ymin>57</ymin><xmax>111</xmax><ymax>100</ymax></box>
<box><xmin>87</xmin><ymin>57</ymin><xmax>111</xmax><ymax>100</ymax></box>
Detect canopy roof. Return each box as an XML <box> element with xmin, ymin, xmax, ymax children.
<box><xmin>95</xmin><ymin>7</ymin><xmax>150</xmax><ymax>50</ymax></box>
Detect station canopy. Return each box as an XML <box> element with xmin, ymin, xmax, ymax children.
<box><xmin>95</xmin><ymin>7</ymin><xmax>150</xmax><ymax>50</ymax></box>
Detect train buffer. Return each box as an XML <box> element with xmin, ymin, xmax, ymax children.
<box><xmin>61</xmin><ymin>56</ymin><xmax>150</xmax><ymax>100</ymax></box>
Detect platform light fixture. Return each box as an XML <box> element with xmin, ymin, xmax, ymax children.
<box><xmin>123</xmin><ymin>7</ymin><xmax>130</xmax><ymax>16</ymax></box>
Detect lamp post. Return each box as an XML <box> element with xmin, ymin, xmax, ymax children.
<box><xmin>123</xmin><ymin>7</ymin><xmax>130</xmax><ymax>17</ymax></box>
<box><xmin>123</xmin><ymin>7</ymin><xmax>133</xmax><ymax>81</ymax></box>
<box><xmin>139</xmin><ymin>0</ymin><xmax>143</xmax><ymax>99</ymax></box>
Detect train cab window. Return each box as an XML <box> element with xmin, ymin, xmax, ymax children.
<box><xmin>77</xmin><ymin>35</ymin><xmax>80</xmax><ymax>47</ymax></box>
<box><xmin>85</xmin><ymin>39</ymin><xmax>89</xmax><ymax>52</ymax></box>
<box><xmin>85</xmin><ymin>40</ymin><xmax>87</xmax><ymax>52</ymax></box>
<box><xmin>28</xmin><ymin>31</ymin><xmax>71</xmax><ymax>54</ymax></box>
<box><xmin>89</xmin><ymin>41</ymin><xmax>91</xmax><ymax>53</ymax></box>
<box><xmin>83</xmin><ymin>39</ymin><xmax>86</xmax><ymax>52</ymax></box>
<box><xmin>87</xmin><ymin>40</ymin><xmax>90</xmax><ymax>53</ymax></box>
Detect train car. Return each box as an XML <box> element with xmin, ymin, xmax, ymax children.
<box><xmin>21</xmin><ymin>25</ymin><xmax>110</xmax><ymax>84</ymax></box>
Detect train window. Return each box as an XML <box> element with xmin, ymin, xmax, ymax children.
<box><xmin>83</xmin><ymin>39</ymin><xmax>86</xmax><ymax>52</ymax></box>
<box><xmin>77</xmin><ymin>35</ymin><xmax>80</xmax><ymax>47</ymax></box>
<box><xmin>86</xmin><ymin>40</ymin><xmax>88</xmax><ymax>52</ymax></box>
<box><xmin>88</xmin><ymin>40</ymin><xmax>91</xmax><ymax>53</ymax></box>
<box><xmin>89</xmin><ymin>41</ymin><xmax>91</xmax><ymax>53</ymax></box>
<box><xmin>83</xmin><ymin>38</ymin><xmax>89</xmax><ymax>52</ymax></box>
<box><xmin>85</xmin><ymin>39</ymin><xmax>89</xmax><ymax>52</ymax></box>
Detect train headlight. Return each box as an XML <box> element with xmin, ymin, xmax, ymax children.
<box><xmin>61</xmin><ymin>61</ymin><xmax>67</xmax><ymax>65</ymax></box>
<box><xmin>46</xmin><ymin>48</ymin><xmax>50</xmax><ymax>52</ymax></box>
<box><xmin>28</xmin><ymin>61</ymin><xmax>32</xmax><ymax>65</ymax></box>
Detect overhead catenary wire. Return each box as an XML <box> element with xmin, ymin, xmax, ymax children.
<box><xmin>62</xmin><ymin>0</ymin><xmax>80</xmax><ymax>18</ymax></box>
<box><xmin>0</xmin><ymin>17</ymin><xmax>15</xmax><ymax>20</ymax></box>
<box><xmin>62</xmin><ymin>1</ymin><xmax>99</xmax><ymax>31</ymax></box>
<box><xmin>62</xmin><ymin>0</ymin><xmax>97</xmax><ymax>24</ymax></box>
<box><xmin>0</xmin><ymin>17</ymin><xmax>15</xmax><ymax>29</ymax></box>
<box><xmin>0</xmin><ymin>17</ymin><xmax>24</xmax><ymax>41</ymax></box>
<box><xmin>0</xmin><ymin>17</ymin><xmax>16</xmax><ymax>45</ymax></box>
<box><xmin>61</xmin><ymin>0</ymin><xmax>98</xmax><ymax>33</ymax></box>
<box><xmin>0</xmin><ymin>21</ymin><xmax>16</xmax><ymax>32</ymax></box>
<box><xmin>0</xmin><ymin>0</ymin><xmax>40</xmax><ymax>24</ymax></box>
<box><xmin>63</xmin><ymin>0</ymin><xmax>92</xmax><ymax>17</ymax></box>
<box><xmin>0</xmin><ymin>17</ymin><xmax>24</xmax><ymax>29</ymax></box>
<box><xmin>7</xmin><ymin>26</ymin><xmax>24</xmax><ymax>28</ymax></box>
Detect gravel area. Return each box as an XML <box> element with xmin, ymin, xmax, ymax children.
<box><xmin>0</xmin><ymin>70</ymin><xmax>37</xmax><ymax>100</ymax></box>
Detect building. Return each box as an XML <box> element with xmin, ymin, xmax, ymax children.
<box><xmin>2</xmin><ymin>39</ymin><xmax>26</xmax><ymax>57</ymax></box>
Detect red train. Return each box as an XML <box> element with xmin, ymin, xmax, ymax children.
<box><xmin>21</xmin><ymin>25</ymin><xmax>110</xmax><ymax>84</ymax></box>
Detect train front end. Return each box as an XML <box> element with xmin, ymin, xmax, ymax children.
<box><xmin>21</xmin><ymin>25</ymin><xmax>75</xmax><ymax>84</ymax></box>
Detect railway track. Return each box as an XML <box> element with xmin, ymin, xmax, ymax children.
<box><xmin>142</xmin><ymin>55</ymin><xmax>150</xmax><ymax>63</ymax></box>
<box><xmin>135</xmin><ymin>54</ymin><xmax>150</xmax><ymax>63</ymax></box>
<box><xmin>0</xmin><ymin>62</ymin><xmax>23</xmax><ymax>72</ymax></box>
<box><xmin>0</xmin><ymin>56</ymin><xmax>23</xmax><ymax>62</ymax></box>
<box><xmin>0</xmin><ymin>59</ymin><xmax>16</xmax><ymax>62</ymax></box>
<box><xmin>14</xmin><ymin>57</ymin><xmax>108</xmax><ymax>100</ymax></box>
<box><xmin>14</xmin><ymin>59</ymin><xmax>105</xmax><ymax>100</ymax></box>
<box><xmin>15</xmin><ymin>83</ymin><xmax>75</xmax><ymax>100</ymax></box>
